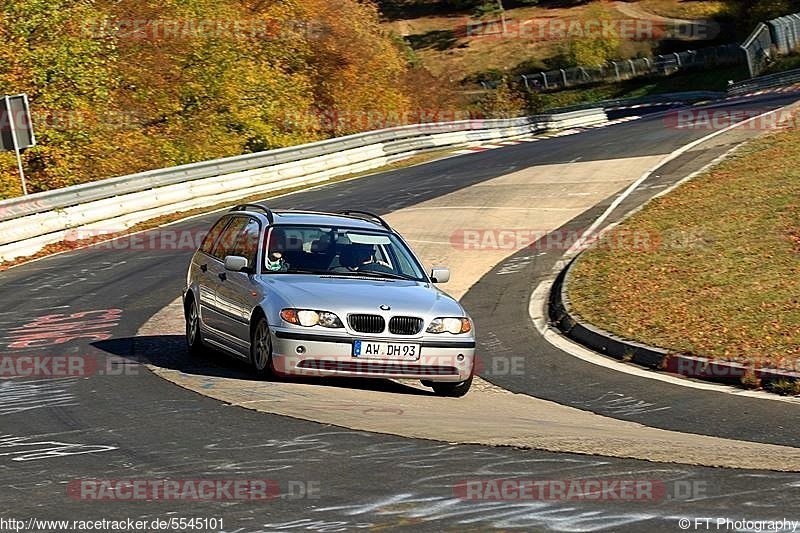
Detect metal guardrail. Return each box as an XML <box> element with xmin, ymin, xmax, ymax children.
<box><xmin>742</xmin><ymin>23</ymin><xmax>776</xmax><ymax>77</ymax></box>
<box><xmin>520</xmin><ymin>10</ymin><xmax>800</xmax><ymax>92</ymax></box>
<box><xmin>742</xmin><ymin>11</ymin><xmax>800</xmax><ymax>77</ymax></box>
<box><xmin>548</xmin><ymin>92</ymin><xmax>725</xmax><ymax>114</ymax></box>
<box><xmin>769</xmin><ymin>13</ymin><xmax>800</xmax><ymax>55</ymax></box>
<box><xmin>520</xmin><ymin>45</ymin><xmax>742</xmax><ymax>93</ymax></box>
<box><xmin>727</xmin><ymin>66</ymin><xmax>800</xmax><ymax>96</ymax></box>
<box><xmin>0</xmin><ymin>117</ymin><xmax>533</xmax><ymax>222</ymax></box>
<box><xmin>0</xmin><ymin>109</ymin><xmax>609</xmax><ymax>261</ymax></box>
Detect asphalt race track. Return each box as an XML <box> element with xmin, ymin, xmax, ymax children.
<box><xmin>2</xmin><ymin>93</ymin><xmax>800</xmax><ymax>532</ymax></box>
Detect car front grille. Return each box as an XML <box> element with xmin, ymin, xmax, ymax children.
<box><xmin>348</xmin><ymin>314</ymin><xmax>385</xmax><ymax>334</ymax></box>
<box><xmin>388</xmin><ymin>316</ymin><xmax>423</xmax><ymax>335</ymax></box>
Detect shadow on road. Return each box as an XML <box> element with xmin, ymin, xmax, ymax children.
<box><xmin>93</xmin><ymin>335</ymin><xmax>433</xmax><ymax>396</ymax></box>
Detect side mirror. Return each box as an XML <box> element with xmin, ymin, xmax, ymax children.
<box><xmin>430</xmin><ymin>267</ymin><xmax>450</xmax><ymax>284</ymax></box>
<box><xmin>224</xmin><ymin>255</ymin><xmax>249</xmax><ymax>272</ymax></box>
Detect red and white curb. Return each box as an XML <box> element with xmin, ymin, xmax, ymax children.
<box><xmin>733</xmin><ymin>83</ymin><xmax>800</xmax><ymax>98</ymax></box>
<box><xmin>606</xmin><ymin>101</ymin><xmax>685</xmax><ymax>111</ymax></box>
<box><xmin>452</xmin><ymin>136</ymin><xmax>541</xmax><ymax>154</ymax></box>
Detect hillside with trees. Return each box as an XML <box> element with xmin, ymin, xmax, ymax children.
<box><xmin>382</xmin><ymin>0</ymin><xmax>800</xmax><ymax>82</ymax></box>
<box><xmin>2</xmin><ymin>0</ymin><xmax>799</xmax><ymax>198</ymax></box>
<box><xmin>0</xmin><ymin>0</ymin><xmax>452</xmax><ymax>197</ymax></box>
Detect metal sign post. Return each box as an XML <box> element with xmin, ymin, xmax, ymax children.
<box><xmin>1</xmin><ymin>93</ymin><xmax>36</xmax><ymax>196</ymax></box>
<box><xmin>4</xmin><ymin>96</ymin><xmax>27</xmax><ymax>195</ymax></box>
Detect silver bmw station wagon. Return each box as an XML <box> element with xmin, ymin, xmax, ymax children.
<box><xmin>183</xmin><ymin>204</ymin><xmax>476</xmax><ymax>397</ymax></box>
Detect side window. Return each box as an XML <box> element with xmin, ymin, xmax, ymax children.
<box><xmin>200</xmin><ymin>217</ymin><xmax>229</xmax><ymax>256</ymax></box>
<box><xmin>230</xmin><ymin>218</ymin><xmax>261</xmax><ymax>267</ymax></box>
<box><xmin>211</xmin><ymin>217</ymin><xmax>248</xmax><ymax>260</ymax></box>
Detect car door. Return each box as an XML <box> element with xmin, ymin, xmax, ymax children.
<box><xmin>195</xmin><ymin>216</ymin><xmax>230</xmax><ymax>333</ymax></box>
<box><xmin>215</xmin><ymin>217</ymin><xmax>262</xmax><ymax>349</ymax></box>
<box><xmin>203</xmin><ymin>216</ymin><xmax>248</xmax><ymax>337</ymax></box>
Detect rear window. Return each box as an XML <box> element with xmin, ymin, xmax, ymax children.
<box><xmin>199</xmin><ymin>217</ymin><xmax>229</xmax><ymax>255</ymax></box>
<box><xmin>210</xmin><ymin>217</ymin><xmax>248</xmax><ymax>260</ymax></box>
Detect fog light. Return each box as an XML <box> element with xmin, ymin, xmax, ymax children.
<box><xmin>457</xmin><ymin>354</ymin><xmax>464</xmax><ymax>361</ymax></box>
<box><xmin>296</xmin><ymin>346</ymin><xmax>306</xmax><ymax>354</ymax></box>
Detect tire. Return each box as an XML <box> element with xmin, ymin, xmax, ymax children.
<box><xmin>185</xmin><ymin>296</ymin><xmax>204</xmax><ymax>357</ymax></box>
<box><xmin>431</xmin><ymin>376</ymin><xmax>473</xmax><ymax>398</ymax></box>
<box><xmin>250</xmin><ymin>316</ymin><xmax>275</xmax><ymax>379</ymax></box>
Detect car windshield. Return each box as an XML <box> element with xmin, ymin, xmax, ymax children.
<box><xmin>263</xmin><ymin>225</ymin><xmax>427</xmax><ymax>281</ymax></box>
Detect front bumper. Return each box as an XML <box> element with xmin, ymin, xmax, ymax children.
<box><xmin>271</xmin><ymin>329</ymin><xmax>475</xmax><ymax>382</ymax></box>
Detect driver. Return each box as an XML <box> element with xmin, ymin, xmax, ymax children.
<box><xmin>337</xmin><ymin>243</ymin><xmax>393</xmax><ymax>274</ymax></box>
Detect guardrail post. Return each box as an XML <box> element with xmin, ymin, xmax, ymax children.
<box><xmin>741</xmin><ymin>44</ymin><xmax>756</xmax><ymax>78</ymax></box>
<box><xmin>560</xmin><ymin>69</ymin><xmax>568</xmax><ymax>88</ymax></box>
<box><xmin>794</xmin><ymin>15</ymin><xmax>800</xmax><ymax>50</ymax></box>
<box><xmin>521</xmin><ymin>74</ymin><xmax>530</xmax><ymax>91</ymax></box>
<box><xmin>629</xmin><ymin>59</ymin><xmax>636</xmax><ymax>76</ymax></box>
<box><xmin>542</xmin><ymin>71</ymin><xmax>549</xmax><ymax>90</ymax></box>
<box><xmin>674</xmin><ymin>52</ymin><xmax>681</xmax><ymax>67</ymax></box>
<box><xmin>613</xmin><ymin>61</ymin><xmax>620</xmax><ymax>81</ymax></box>
<box><xmin>784</xmin><ymin>17</ymin><xmax>793</xmax><ymax>53</ymax></box>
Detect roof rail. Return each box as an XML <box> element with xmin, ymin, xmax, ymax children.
<box><xmin>340</xmin><ymin>210</ymin><xmax>391</xmax><ymax>230</ymax></box>
<box><xmin>230</xmin><ymin>204</ymin><xmax>274</xmax><ymax>224</ymax></box>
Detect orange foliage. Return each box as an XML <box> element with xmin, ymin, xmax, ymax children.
<box><xmin>0</xmin><ymin>0</ymin><xmax>445</xmax><ymax>198</ymax></box>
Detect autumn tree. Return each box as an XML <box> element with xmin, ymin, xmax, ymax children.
<box><xmin>0</xmin><ymin>0</ymin><xmax>430</xmax><ymax>198</ymax></box>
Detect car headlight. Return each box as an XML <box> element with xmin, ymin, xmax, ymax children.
<box><xmin>426</xmin><ymin>317</ymin><xmax>472</xmax><ymax>334</ymax></box>
<box><xmin>280</xmin><ymin>309</ymin><xmax>344</xmax><ymax>328</ymax></box>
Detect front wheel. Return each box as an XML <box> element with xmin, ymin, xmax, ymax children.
<box><xmin>431</xmin><ymin>376</ymin><xmax>472</xmax><ymax>397</ymax></box>
<box><xmin>250</xmin><ymin>316</ymin><xmax>275</xmax><ymax>379</ymax></box>
<box><xmin>186</xmin><ymin>297</ymin><xmax>204</xmax><ymax>357</ymax></box>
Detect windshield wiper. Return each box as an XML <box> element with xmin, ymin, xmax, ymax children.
<box><xmin>337</xmin><ymin>270</ymin><xmax>416</xmax><ymax>281</ymax></box>
<box><xmin>283</xmin><ymin>268</ymin><xmax>331</xmax><ymax>275</ymax></box>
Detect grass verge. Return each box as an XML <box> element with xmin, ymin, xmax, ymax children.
<box><xmin>567</xmin><ymin>114</ymin><xmax>800</xmax><ymax>372</ymax></box>
<box><xmin>637</xmin><ymin>0</ymin><xmax>729</xmax><ymax>20</ymax></box>
<box><xmin>765</xmin><ymin>54</ymin><xmax>800</xmax><ymax>75</ymax></box>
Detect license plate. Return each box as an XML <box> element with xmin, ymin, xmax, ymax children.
<box><xmin>353</xmin><ymin>341</ymin><xmax>420</xmax><ymax>360</ymax></box>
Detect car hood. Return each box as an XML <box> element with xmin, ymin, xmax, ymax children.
<box><xmin>258</xmin><ymin>274</ymin><xmax>466</xmax><ymax>317</ymax></box>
